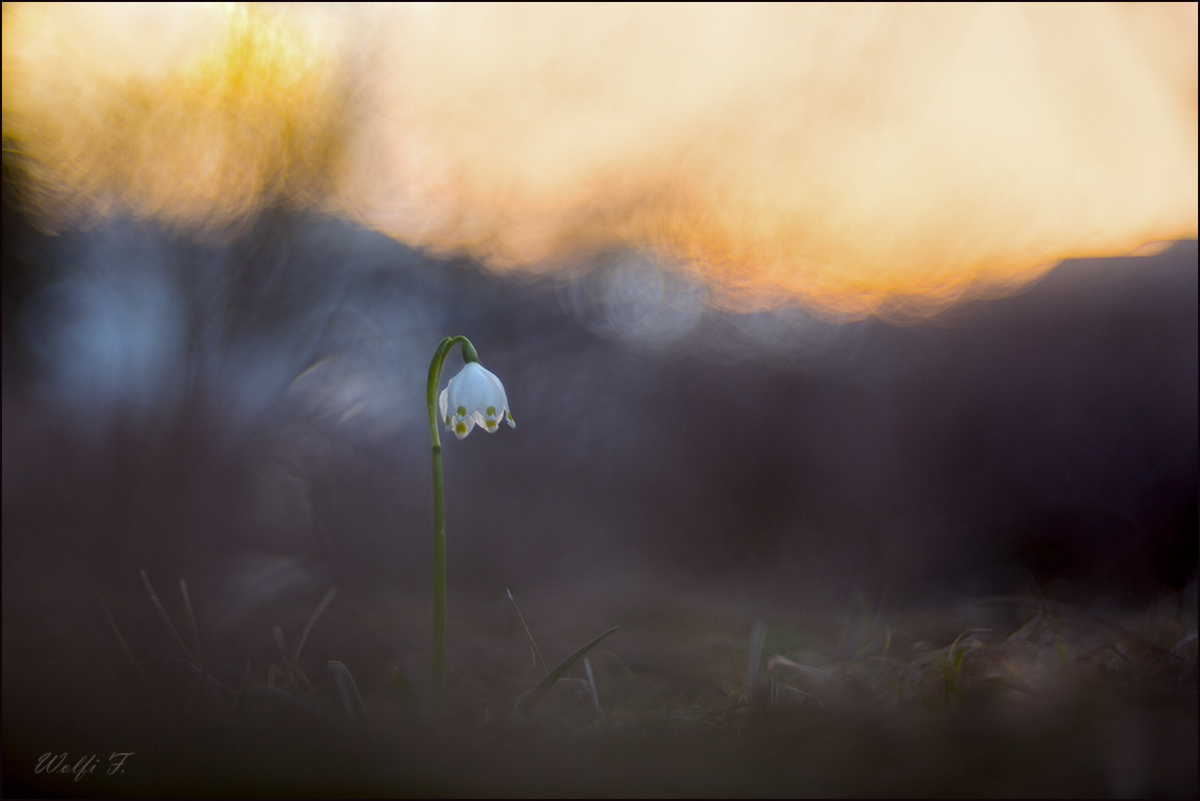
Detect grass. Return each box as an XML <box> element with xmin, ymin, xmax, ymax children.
<box><xmin>4</xmin><ymin>571</ymin><xmax>1197</xmax><ymax>797</ymax></box>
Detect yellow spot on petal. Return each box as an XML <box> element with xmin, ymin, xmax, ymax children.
<box><xmin>457</xmin><ymin>405</ymin><xmax>467</xmax><ymax>418</ymax></box>
<box><xmin>486</xmin><ymin>421</ymin><xmax>497</xmax><ymax>430</ymax></box>
<box><xmin>486</xmin><ymin>406</ymin><xmax>496</xmax><ymax>417</ymax></box>
<box><xmin>455</xmin><ymin>422</ymin><xmax>467</xmax><ymax>435</ymax></box>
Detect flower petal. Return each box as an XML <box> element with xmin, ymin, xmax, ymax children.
<box><xmin>440</xmin><ymin>361</ymin><xmax>513</xmax><ymax>438</ymax></box>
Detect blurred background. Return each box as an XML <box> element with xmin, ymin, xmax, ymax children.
<box><xmin>3</xmin><ymin>179</ymin><xmax>1195</xmax><ymax>613</ymax></box>
<box><xmin>3</xmin><ymin>3</ymin><xmax>1196</xmax><ymax>796</ymax></box>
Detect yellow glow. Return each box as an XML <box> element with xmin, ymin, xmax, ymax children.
<box><xmin>3</xmin><ymin>3</ymin><xmax>349</xmax><ymax>237</ymax></box>
<box><xmin>4</xmin><ymin>3</ymin><xmax>1197</xmax><ymax>317</ymax></box>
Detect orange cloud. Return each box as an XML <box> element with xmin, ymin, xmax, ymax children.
<box><xmin>4</xmin><ymin>3</ymin><xmax>1196</xmax><ymax>317</ymax></box>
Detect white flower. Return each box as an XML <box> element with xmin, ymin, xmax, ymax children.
<box><xmin>438</xmin><ymin>361</ymin><xmax>515</xmax><ymax>439</ymax></box>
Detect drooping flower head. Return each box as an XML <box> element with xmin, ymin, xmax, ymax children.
<box><xmin>439</xmin><ymin>361</ymin><xmax>515</xmax><ymax>439</ymax></box>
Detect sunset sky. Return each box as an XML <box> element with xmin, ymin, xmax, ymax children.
<box><xmin>4</xmin><ymin>3</ymin><xmax>1196</xmax><ymax>317</ymax></box>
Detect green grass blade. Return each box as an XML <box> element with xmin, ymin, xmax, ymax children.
<box><xmin>99</xmin><ymin>593</ymin><xmax>146</xmax><ymax>679</ymax></box>
<box><xmin>140</xmin><ymin>570</ymin><xmax>194</xmax><ymax>663</ymax></box>
<box><xmin>746</xmin><ymin>619</ymin><xmax>768</xmax><ymax>696</ymax></box>
<box><xmin>328</xmin><ymin>660</ymin><xmax>367</xmax><ymax>725</ymax></box>
<box><xmin>295</xmin><ymin>587</ymin><xmax>337</xmax><ymax>662</ymax></box>
<box><xmin>507</xmin><ymin>588</ymin><xmax>549</xmax><ymax>674</ymax></box>
<box><xmin>179</xmin><ymin>578</ymin><xmax>202</xmax><ymax>658</ymax></box>
<box><xmin>583</xmin><ymin>657</ymin><xmax>601</xmax><ymax>717</ymax></box>
<box><xmin>515</xmin><ymin>626</ymin><xmax>618</xmax><ymax>715</ymax></box>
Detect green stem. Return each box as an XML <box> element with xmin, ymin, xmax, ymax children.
<box><xmin>425</xmin><ymin>335</ymin><xmax>477</xmax><ymax>706</ymax></box>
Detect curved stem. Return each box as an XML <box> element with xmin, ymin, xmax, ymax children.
<box><xmin>425</xmin><ymin>335</ymin><xmax>476</xmax><ymax>706</ymax></box>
